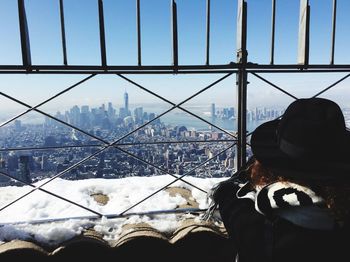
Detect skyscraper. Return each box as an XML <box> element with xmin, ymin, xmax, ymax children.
<box><xmin>18</xmin><ymin>155</ymin><xmax>31</xmax><ymax>183</ymax></box>
<box><xmin>134</xmin><ymin>107</ymin><xmax>143</xmax><ymax>124</ymax></box>
<box><xmin>211</xmin><ymin>103</ymin><xmax>216</xmax><ymax>118</ymax></box>
<box><xmin>124</xmin><ymin>91</ymin><xmax>129</xmax><ymax>114</ymax></box>
<box><xmin>81</xmin><ymin>105</ymin><xmax>90</xmax><ymax>114</ymax></box>
<box><xmin>14</xmin><ymin>120</ymin><xmax>22</xmax><ymax>131</ymax></box>
<box><xmin>7</xmin><ymin>152</ymin><xmax>18</xmax><ymax>171</ymax></box>
<box><xmin>70</xmin><ymin>105</ymin><xmax>81</xmax><ymax>126</ymax></box>
<box><xmin>107</xmin><ymin>102</ymin><xmax>115</xmax><ymax>118</ymax></box>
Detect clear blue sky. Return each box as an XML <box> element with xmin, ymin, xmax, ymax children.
<box><xmin>1</xmin><ymin>0</ymin><xmax>350</xmax><ymax>115</ymax></box>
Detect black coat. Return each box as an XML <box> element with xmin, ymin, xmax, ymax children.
<box><xmin>215</xmin><ymin>178</ymin><xmax>350</xmax><ymax>262</ymax></box>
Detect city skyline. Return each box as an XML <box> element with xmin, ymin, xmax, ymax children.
<box><xmin>0</xmin><ymin>87</ymin><xmax>286</xmax><ymax>186</ymax></box>
<box><xmin>2</xmin><ymin>86</ymin><xmax>349</xmax><ymax>130</ymax></box>
<box><xmin>0</xmin><ymin>90</ymin><xmax>238</xmax><ymax>187</ymax></box>
<box><xmin>1</xmin><ymin>88</ymin><xmax>287</xmax><ymax>127</ymax></box>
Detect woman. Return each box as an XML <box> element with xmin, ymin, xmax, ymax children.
<box><xmin>210</xmin><ymin>98</ymin><xmax>350</xmax><ymax>262</ymax></box>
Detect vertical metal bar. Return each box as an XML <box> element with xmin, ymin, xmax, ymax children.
<box><xmin>136</xmin><ymin>0</ymin><xmax>142</xmax><ymax>66</ymax></box>
<box><xmin>205</xmin><ymin>0</ymin><xmax>210</xmax><ymax>65</ymax></box>
<box><xmin>330</xmin><ymin>0</ymin><xmax>337</xmax><ymax>65</ymax></box>
<box><xmin>236</xmin><ymin>0</ymin><xmax>248</xmax><ymax>170</ymax></box>
<box><xmin>171</xmin><ymin>0</ymin><xmax>178</xmax><ymax>69</ymax></box>
<box><xmin>297</xmin><ymin>0</ymin><xmax>310</xmax><ymax>65</ymax></box>
<box><xmin>98</xmin><ymin>0</ymin><xmax>107</xmax><ymax>67</ymax></box>
<box><xmin>17</xmin><ymin>0</ymin><xmax>32</xmax><ymax>70</ymax></box>
<box><xmin>59</xmin><ymin>0</ymin><xmax>68</xmax><ymax>65</ymax></box>
<box><xmin>270</xmin><ymin>0</ymin><xmax>276</xmax><ymax>65</ymax></box>
<box><xmin>306</xmin><ymin>3</ymin><xmax>310</xmax><ymax>65</ymax></box>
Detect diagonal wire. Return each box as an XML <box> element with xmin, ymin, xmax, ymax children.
<box><xmin>0</xmin><ymin>171</ymin><xmax>103</xmax><ymax>216</ymax></box>
<box><xmin>246</xmin><ymin>72</ymin><xmax>295</xmax><ymax>138</ymax></box>
<box><xmin>0</xmin><ymin>144</ymin><xmax>110</xmax><ymax>213</ymax></box>
<box><xmin>250</xmin><ymin>72</ymin><xmax>298</xmax><ymax>100</ymax></box>
<box><xmin>247</xmin><ymin>73</ymin><xmax>350</xmax><ymax>137</ymax></box>
<box><xmin>0</xmin><ymin>141</ymin><xmax>208</xmax><ymax>214</ymax></box>
<box><xmin>0</xmin><ymin>139</ymin><xmax>236</xmax><ymax>152</ymax></box>
<box><xmin>1</xmin><ymin>73</ymin><xmax>234</xmax><ymax>155</ymax></box>
<box><xmin>116</xmin><ymin>73</ymin><xmax>237</xmax><ymax>139</ymax></box>
<box><xmin>0</xmin><ymin>77</ymin><xmax>236</xmax><ymax>212</ymax></box>
<box><xmin>312</xmin><ymin>73</ymin><xmax>350</xmax><ymax>98</ymax></box>
<box><xmin>0</xmin><ymin>73</ymin><xmax>237</xmax><ymax>192</ymax></box>
<box><xmin>0</xmin><ymin>93</ymin><xmax>207</xmax><ymax>193</ymax></box>
<box><xmin>118</xmin><ymin>142</ymin><xmax>236</xmax><ymax>216</ymax></box>
<box><xmin>235</xmin><ymin>72</ymin><xmax>350</xmax><ymax>167</ymax></box>
<box><xmin>0</xmin><ymin>73</ymin><xmax>236</xmax><ymax>215</ymax></box>
<box><xmin>0</xmin><ymin>140</ymin><xmax>232</xmax><ymax>194</ymax></box>
<box><xmin>114</xmin><ymin>146</ymin><xmax>207</xmax><ymax>193</ymax></box>
<box><xmin>0</xmin><ymin>74</ymin><xmax>96</xmax><ymax>128</ymax></box>
<box><xmin>0</xmin><ymin>134</ymin><xmax>207</xmax><ymax>213</ymax></box>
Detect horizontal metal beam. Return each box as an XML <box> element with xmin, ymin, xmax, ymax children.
<box><xmin>0</xmin><ymin>64</ymin><xmax>236</xmax><ymax>70</ymax></box>
<box><xmin>1</xmin><ymin>67</ymin><xmax>350</xmax><ymax>74</ymax></box>
<box><xmin>1</xmin><ymin>64</ymin><xmax>350</xmax><ymax>71</ymax></box>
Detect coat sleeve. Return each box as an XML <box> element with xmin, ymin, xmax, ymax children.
<box><xmin>216</xmin><ymin>181</ymin><xmax>262</xmax><ymax>236</ymax></box>
<box><xmin>216</xmin><ymin>181</ymin><xmax>267</xmax><ymax>262</ymax></box>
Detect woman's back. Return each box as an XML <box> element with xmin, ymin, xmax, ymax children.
<box><xmin>211</xmin><ymin>98</ymin><xmax>350</xmax><ymax>262</ymax></box>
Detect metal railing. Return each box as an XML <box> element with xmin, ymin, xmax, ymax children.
<box><xmin>0</xmin><ymin>0</ymin><xmax>349</xmax><ymax>224</ymax></box>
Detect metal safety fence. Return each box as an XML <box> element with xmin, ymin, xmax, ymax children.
<box><xmin>0</xmin><ymin>0</ymin><xmax>349</xmax><ymax>224</ymax></box>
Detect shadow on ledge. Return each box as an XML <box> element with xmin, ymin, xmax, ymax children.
<box><xmin>0</xmin><ymin>218</ymin><xmax>236</xmax><ymax>262</ymax></box>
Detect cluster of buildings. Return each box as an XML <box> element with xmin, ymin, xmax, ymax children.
<box><xmin>0</xmin><ymin>93</ymin><xmax>237</xmax><ymax>186</ymax></box>
<box><xmin>45</xmin><ymin>92</ymin><xmax>158</xmax><ymax>131</ymax></box>
<box><xmin>211</xmin><ymin>103</ymin><xmax>284</xmax><ymax>122</ymax></box>
<box><xmin>0</xmin><ymin>124</ymin><xmax>236</xmax><ymax>186</ymax></box>
<box><xmin>4</xmin><ymin>93</ymin><xmax>344</xmax><ymax>188</ymax></box>
<box><xmin>211</xmin><ymin>103</ymin><xmax>235</xmax><ymax>120</ymax></box>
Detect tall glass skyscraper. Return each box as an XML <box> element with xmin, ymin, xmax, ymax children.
<box><xmin>124</xmin><ymin>91</ymin><xmax>129</xmax><ymax>113</ymax></box>
<box><xmin>211</xmin><ymin>103</ymin><xmax>216</xmax><ymax>118</ymax></box>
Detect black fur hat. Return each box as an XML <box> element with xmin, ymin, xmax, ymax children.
<box><xmin>251</xmin><ymin>98</ymin><xmax>350</xmax><ymax>182</ymax></box>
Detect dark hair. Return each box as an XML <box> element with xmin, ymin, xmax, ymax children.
<box><xmin>249</xmin><ymin>160</ymin><xmax>350</xmax><ymax>223</ymax></box>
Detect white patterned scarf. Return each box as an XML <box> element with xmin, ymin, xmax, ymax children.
<box><xmin>237</xmin><ymin>181</ymin><xmax>336</xmax><ymax>230</ymax></box>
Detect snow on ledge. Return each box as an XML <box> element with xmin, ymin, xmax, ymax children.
<box><xmin>0</xmin><ymin>175</ymin><xmax>227</xmax><ymax>246</ymax></box>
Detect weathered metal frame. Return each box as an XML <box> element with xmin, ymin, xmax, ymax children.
<box><xmin>0</xmin><ymin>0</ymin><xmax>349</xmax><ymax>224</ymax></box>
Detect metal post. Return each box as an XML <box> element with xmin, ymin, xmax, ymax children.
<box><xmin>270</xmin><ymin>0</ymin><xmax>276</xmax><ymax>65</ymax></box>
<box><xmin>330</xmin><ymin>0</ymin><xmax>337</xmax><ymax>65</ymax></box>
<box><xmin>59</xmin><ymin>0</ymin><xmax>68</xmax><ymax>65</ymax></box>
<box><xmin>297</xmin><ymin>0</ymin><xmax>310</xmax><ymax>66</ymax></box>
<box><xmin>136</xmin><ymin>0</ymin><xmax>142</xmax><ymax>66</ymax></box>
<box><xmin>171</xmin><ymin>0</ymin><xmax>178</xmax><ymax>69</ymax></box>
<box><xmin>236</xmin><ymin>0</ymin><xmax>248</xmax><ymax>170</ymax></box>
<box><xmin>98</xmin><ymin>0</ymin><xmax>107</xmax><ymax>68</ymax></box>
<box><xmin>17</xmin><ymin>0</ymin><xmax>32</xmax><ymax>70</ymax></box>
<box><xmin>206</xmin><ymin>0</ymin><xmax>211</xmax><ymax>65</ymax></box>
